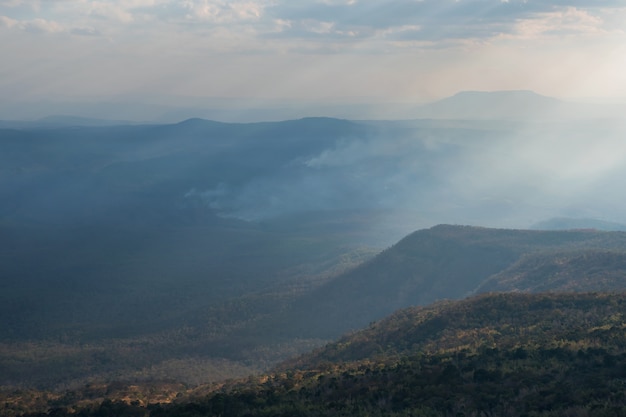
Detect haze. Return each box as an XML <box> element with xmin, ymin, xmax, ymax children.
<box><xmin>1</xmin><ymin>0</ymin><xmax>626</xmax><ymax>121</ymax></box>
<box><xmin>5</xmin><ymin>1</ymin><xmax>626</xmax><ymax>397</ymax></box>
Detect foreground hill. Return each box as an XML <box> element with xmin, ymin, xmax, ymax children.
<box><xmin>281</xmin><ymin>225</ymin><xmax>626</xmax><ymax>339</ymax></box>
<box><xmin>15</xmin><ymin>292</ymin><xmax>626</xmax><ymax>417</ymax></box>
<box><xmin>287</xmin><ymin>292</ymin><xmax>626</xmax><ymax>368</ymax></box>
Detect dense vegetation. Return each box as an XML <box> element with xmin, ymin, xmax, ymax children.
<box><xmin>476</xmin><ymin>250</ymin><xmax>626</xmax><ymax>293</ymax></box>
<box><xmin>9</xmin><ymin>292</ymin><xmax>626</xmax><ymax>417</ymax></box>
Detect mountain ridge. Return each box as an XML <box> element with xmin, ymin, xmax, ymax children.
<box><xmin>278</xmin><ymin>224</ymin><xmax>626</xmax><ymax>339</ymax></box>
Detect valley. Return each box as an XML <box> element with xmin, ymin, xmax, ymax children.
<box><xmin>2</xmin><ymin>97</ymin><xmax>626</xmax><ymax>415</ymax></box>
<box><xmin>4</xmin><ymin>0</ymin><xmax>626</xmax><ymax>414</ymax></box>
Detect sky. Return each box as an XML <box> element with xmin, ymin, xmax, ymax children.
<box><xmin>1</xmin><ymin>0</ymin><xmax>626</xmax><ymax>112</ymax></box>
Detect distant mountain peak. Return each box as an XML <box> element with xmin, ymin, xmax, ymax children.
<box><xmin>436</xmin><ymin>90</ymin><xmax>560</xmax><ymax>105</ymax></box>
<box><xmin>176</xmin><ymin>117</ymin><xmax>226</xmax><ymax>126</ymax></box>
<box><xmin>449</xmin><ymin>90</ymin><xmax>555</xmax><ymax>99</ymax></box>
<box><xmin>418</xmin><ymin>90</ymin><xmax>563</xmax><ymax>120</ymax></box>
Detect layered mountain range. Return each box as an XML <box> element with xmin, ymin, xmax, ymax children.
<box><xmin>2</xmin><ymin>93</ymin><xmax>626</xmax><ymax>415</ymax></box>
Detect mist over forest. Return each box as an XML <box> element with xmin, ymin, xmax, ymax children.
<box><xmin>4</xmin><ymin>0</ymin><xmax>626</xmax><ymax>414</ymax></box>
<box><xmin>3</xmin><ymin>91</ymin><xmax>626</xmax><ymax>240</ymax></box>
<box><xmin>3</xmin><ymin>90</ymin><xmax>626</xmax><ymax>398</ymax></box>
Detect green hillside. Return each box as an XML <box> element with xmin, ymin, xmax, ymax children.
<box><xmin>286</xmin><ymin>292</ymin><xmax>626</xmax><ymax>367</ymax></box>
<box><xmin>13</xmin><ymin>292</ymin><xmax>626</xmax><ymax>417</ymax></box>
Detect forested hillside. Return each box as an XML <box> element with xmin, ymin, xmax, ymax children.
<box><xmin>10</xmin><ymin>293</ymin><xmax>626</xmax><ymax>417</ymax></box>
<box><xmin>280</xmin><ymin>225</ymin><xmax>626</xmax><ymax>338</ymax></box>
<box><xmin>476</xmin><ymin>250</ymin><xmax>626</xmax><ymax>293</ymax></box>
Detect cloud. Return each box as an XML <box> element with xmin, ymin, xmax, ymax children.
<box><xmin>23</xmin><ymin>17</ymin><xmax>61</xmax><ymax>32</ymax></box>
<box><xmin>154</xmin><ymin>0</ymin><xmax>268</xmax><ymax>24</ymax></box>
<box><xmin>1</xmin><ymin>0</ymin><xmax>625</xmax><ymax>105</ymax></box>
<box><xmin>0</xmin><ymin>14</ymin><xmax>16</xmax><ymax>27</ymax></box>
<box><xmin>0</xmin><ymin>0</ymin><xmax>24</xmax><ymax>7</ymax></box>
<box><xmin>0</xmin><ymin>15</ymin><xmax>63</xmax><ymax>32</ymax></box>
<box><xmin>505</xmin><ymin>7</ymin><xmax>610</xmax><ymax>40</ymax></box>
<box><xmin>88</xmin><ymin>2</ymin><xmax>135</xmax><ymax>23</ymax></box>
<box><xmin>264</xmin><ymin>0</ymin><xmax>626</xmax><ymax>44</ymax></box>
<box><xmin>2</xmin><ymin>0</ymin><xmax>623</xmax><ymax>44</ymax></box>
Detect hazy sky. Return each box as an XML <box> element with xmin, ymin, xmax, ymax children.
<box><xmin>1</xmin><ymin>0</ymin><xmax>626</xmax><ymax>104</ymax></box>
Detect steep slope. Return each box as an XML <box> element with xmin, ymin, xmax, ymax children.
<box><xmin>281</xmin><ymin>225</ymin><xmax>626</xmax><ymax>339</ymax></box>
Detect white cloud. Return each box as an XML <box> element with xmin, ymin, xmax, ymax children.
<box><xmin>0</xmin><ymin>14</ymin><xmax>64</xmax><ymax>32</ymax></box>
<box><xmin>22</xmin><ymin>17</ymin><xmax>63</xmax><ymax>32</ymax></box>
<box><xmin>0</xmin><ymin>0</ymin><xmax>24</xmax><ymax>7</ymax></box>
<box><xmin>181</xmin><ymin>0</ymin><xmax>267</xmax><ymax>23</ymax></box>
<box><xmin>89</xmin><ymin>2</ymin><xmax>134</xmax><ymax>23</ymax></box>
<box><xmin>0</xmin><ymin>14</ymin><xmax>16</xmax><ymax>27</ymax></box>
<box><xmin>1</xmin><ymin>0</ymin><xmax>626</xmax><ymax>104</ymax></box>
<box><xmin>507</xmin><ymin>7</ymin><xmax>609</xmax><ymax>40</ymax></box>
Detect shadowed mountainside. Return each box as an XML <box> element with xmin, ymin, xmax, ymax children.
<box><xmin>280</xmin><ymin>225</ymin><xmax>626</xmax><ymax>339</ymax></box>
<box><xmin>3</xmin><ymin>114</ymin><xmax>626</xmax><ymax>390</ymax></box>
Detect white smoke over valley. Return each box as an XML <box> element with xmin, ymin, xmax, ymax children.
<box><xmin>185</xmin><ymin>116</ymin><xmax>626</xmax><ymax>238</ymax></box>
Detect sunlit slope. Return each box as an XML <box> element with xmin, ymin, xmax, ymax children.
<box><xmin>264</xmin><ymin>293</ymin><xmax>626</xmax><ymax>416</ymax></box>
<box><xmin>284</xmin><ymin>292</ymin><xmax>626</xmax><ymax>369</ymax></box>
<box><xmin>49</xmin><ymin>293</ymin><xmax>626</xmax><ymax>417</ymax></box>
<box><xmin>476</xmin><ymin>249</ymin><xmax>626</xmax><ymax>293</ymax></box>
